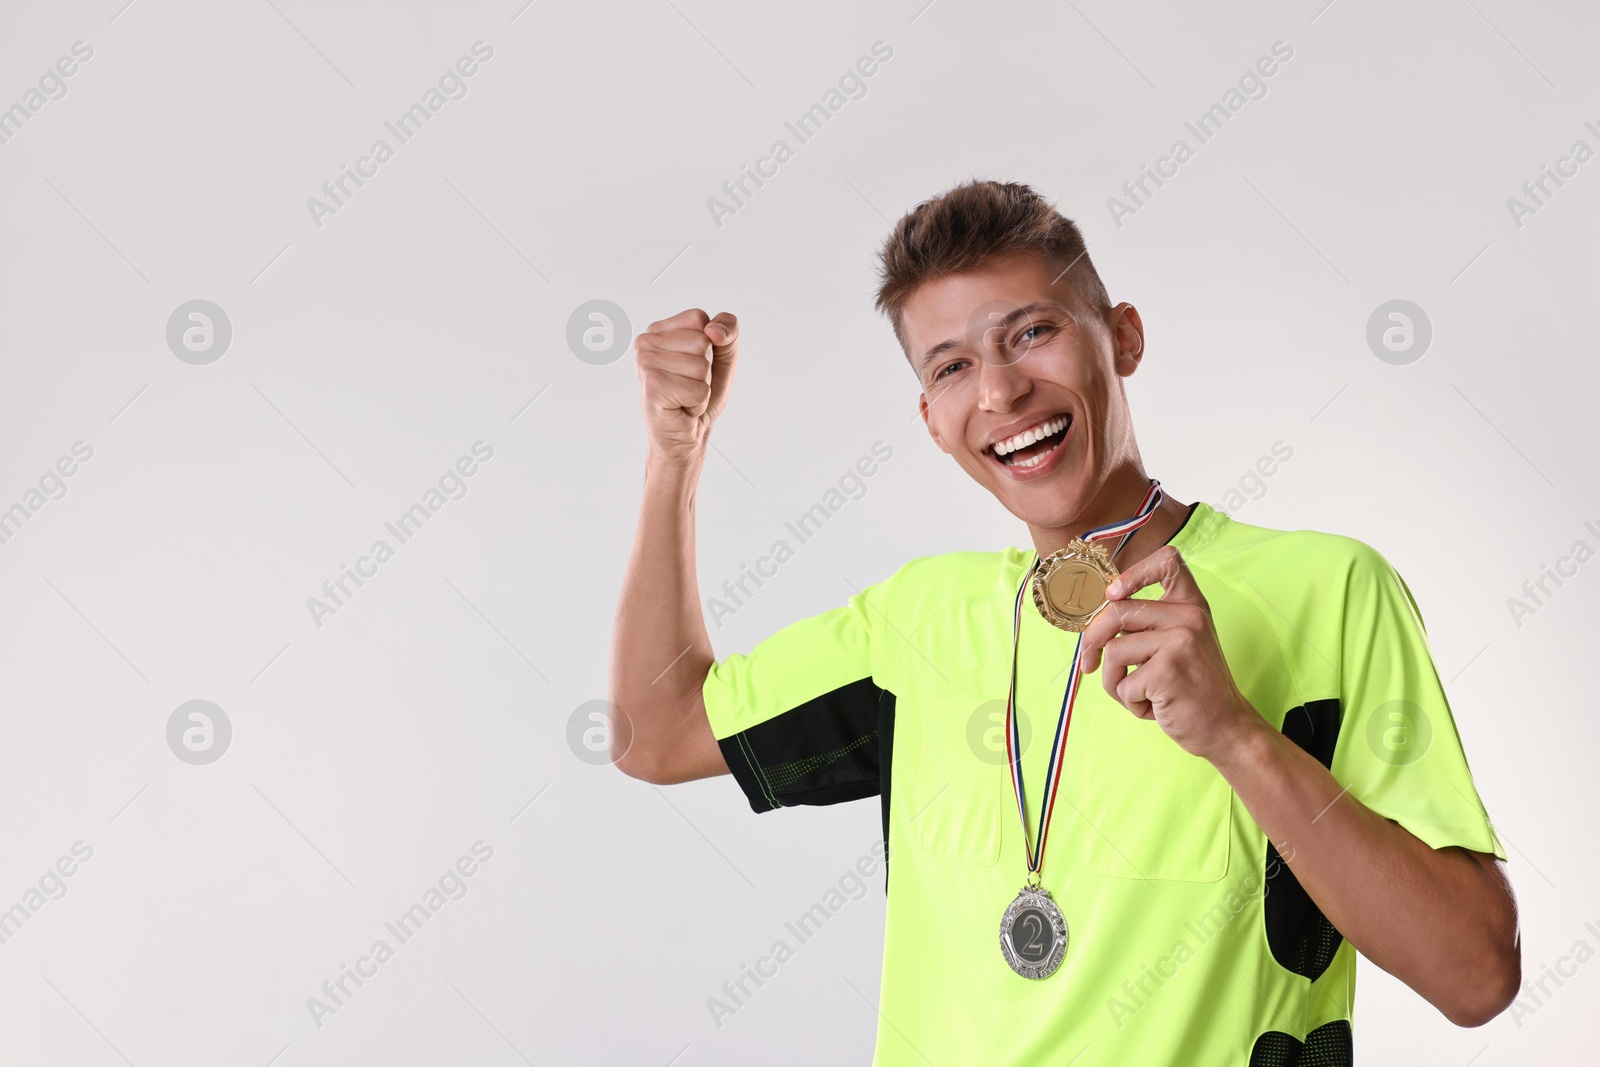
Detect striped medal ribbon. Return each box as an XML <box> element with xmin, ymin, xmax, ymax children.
<box><xmin>997</xmin><ymin>479</ymin><xmax>1165</xmax><ymax>979</ymax></box>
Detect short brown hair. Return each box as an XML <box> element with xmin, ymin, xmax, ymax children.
<box><xmin>873</xmin><ymin>179</ymin><xmax>1112</xmax><ymax>354</ymax></box>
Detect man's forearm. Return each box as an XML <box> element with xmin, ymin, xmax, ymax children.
<box><xmin>608</xmin><ymin>449</ymin><xmax>716</xmax><ymax>777</ymax></box>
<box><xmin>1210</xmin><ymin>716</ymin><xmax>1520</xmax><ymax>1027</ymax></box>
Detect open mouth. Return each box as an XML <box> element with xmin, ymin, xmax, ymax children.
<box><xmin>988</xmin><ymin>414</ymin><xmax>1072</xmax><ymax>470</ymax></box>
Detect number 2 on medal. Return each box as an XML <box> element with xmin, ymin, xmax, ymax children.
<box><xmin>1020</xmin><ymin>914</ymin><xmax>1044</xmax><ymax>956</ymax></box>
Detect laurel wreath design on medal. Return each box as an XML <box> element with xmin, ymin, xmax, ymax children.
<box><xmin>1031</xmin><ymin>538</ymin><xmax>1119</xmax><ymax>632</ymax></box>
<box><xmin>998</xmin><ymin>885</ymin><xmax>1069</xmax><ymax>979</ymax></box>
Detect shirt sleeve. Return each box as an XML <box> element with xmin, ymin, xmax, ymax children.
<box><xmin>702</xmin><ymin>577</ymin><xmax>893</xmax><ymax>814</ymax></box>
<box><xmin>1327</xmin><ymin>544</ymin><xmax>1507</xmax><ymax>860</ymax></box>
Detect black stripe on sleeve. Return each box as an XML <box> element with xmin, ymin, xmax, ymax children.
<box><xmin>716</xmin><ymin>676</ymin><xmax>886</xmax><ymax>814</ymax></box>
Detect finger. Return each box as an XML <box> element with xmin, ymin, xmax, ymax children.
<box><xmin>1096</xmin><ymin>631</ymin><xmax>1163</xmax><ymax>705</ymax></box>
<box><xmin>1078</xmin><ymin>598</ymin><xmax>1194</xmax><ymax>671</ymax></box>
<box><xmin>1105</xmin><ymin>545</ymin><xmax>1204</xmax><ymax>604</ymax></box>
<box><xmin>640</xmin><ymin>327</ymin><xmax>717</xmax><ymax>358</ymax></box>
<box><xmin>646</xmin><ymin>308</ymin><xmax>710</xmax><ymax>333</ymax></box>
<box><xmin>636</xmin><ymin>343</ymin><xmax>715</xmax><ymax>416</ymax></box>
<box><xmin>640</xmin><ymin>366</ymin><xmax>710</xmax><ymax>414</ymax></box>
<box><xmin>1115</xmin><ymin>667</ymin><xmax>1155</xmax><ymax>719</ymax></box>
<box><xmin>635</xmin><ymin>347</ymin><xmax>712</xmax><ymax>385</ymax></box>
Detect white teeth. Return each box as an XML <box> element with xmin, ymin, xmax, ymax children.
<box><xmin>993</xmin><ymin>415</ymin><xmax>1068</xmax><ymax>457</ymax></box>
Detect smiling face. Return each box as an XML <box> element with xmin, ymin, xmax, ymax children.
<box><xmin>905</xmin><ymin>252</ymin><xmax>1149</xmax><ymax>546</ymax></box>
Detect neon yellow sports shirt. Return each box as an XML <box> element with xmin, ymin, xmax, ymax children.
<box><xmin>702</xmin><ymin>500</ymin><xmax>1505</xmax><ymax>1066</ymax></box>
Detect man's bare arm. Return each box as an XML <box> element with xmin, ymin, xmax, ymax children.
<box><xmin>1212</xmin><ymin>724</ymin><xmax>1520</xmax><ymax>1027</ymax></box>
<box><xmin>609</xmin><ymin>309</ymin><xmax>739</xmax><ymax>785</ymax></box>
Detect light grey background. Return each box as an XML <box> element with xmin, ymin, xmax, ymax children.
<box><xmin>0</xmin><ymin>0</ymin><xmax>1595</xmax><ymax>1063</ymax></box>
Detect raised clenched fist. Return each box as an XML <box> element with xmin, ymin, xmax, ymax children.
<box><xmin>633</xmin><ymin>308</ymin><xmax>739</xmax><ymax>461</ymax></box>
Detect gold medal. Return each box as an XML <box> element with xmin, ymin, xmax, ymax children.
<box><xmin>1031</xmin><ymin>538</ymin><xmax>1118</xmax><ymax>632</ymax></box>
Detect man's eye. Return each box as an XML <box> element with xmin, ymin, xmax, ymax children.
<box><xmin>935</xmin><ymin>360</ymin><xmax>968</xmax><ymax>380</ymax></box>
<box><xmin>1015</xmin><ymin>324</ymin><xmax>1053</xmax><ymax>345</ymax></box>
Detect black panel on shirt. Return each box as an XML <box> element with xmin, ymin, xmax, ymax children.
<box><xmin>1248</xmin><ymin>1019</ymin><xmax>1353</xmax><ymax>1066</ymax></box>
<box><xmin>1264</xmin><ymin>698</ymin><xmax>1346</xmax><ymax>982</ymax></box>
<box><xmin>715</xmin><ymin>676</ymin><xmax>886</xmax><ymax>813</ymax></box>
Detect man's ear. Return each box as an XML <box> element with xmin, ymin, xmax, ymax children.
<box><xmin>918</xmin><ymin>393</ymin><xmax>952</xmax><ymax>454</ymax></box>
<box><xmin>1108</xmin><ymin>302</ymin><xmax>1146</xmax><ymax>377</ymax></box>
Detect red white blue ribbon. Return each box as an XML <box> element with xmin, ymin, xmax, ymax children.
<box><xmin>1004</xmin><ymin>479</ymin><xmax>1165</xmax><ymax>877</ymax></box>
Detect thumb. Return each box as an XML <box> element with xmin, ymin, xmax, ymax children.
<box><xmin>704</xmin><ymin>312</ymin><xmax>739</xmax><ymax>409</ymax></box>
<box><xmin>705</xmin><ymin>312</ymin><xmax>739</xmax><ymax>360</ymax></box>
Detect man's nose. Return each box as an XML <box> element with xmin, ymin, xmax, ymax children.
<box><xmin>977</xmin><ymin>345</ymin><xmax>1030</xmax><ymax>411</ymax></box>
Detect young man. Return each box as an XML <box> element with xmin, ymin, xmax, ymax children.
<box><xmin>610</xmin><ymin>179</ymin><xmax>1519</xmax><ymax>1065</ymax></box>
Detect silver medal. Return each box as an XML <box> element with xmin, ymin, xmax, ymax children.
<box><xmin>999</xmin><ymin>884</ymin><xmax>1068</xmax><ymax>979</ymax></box>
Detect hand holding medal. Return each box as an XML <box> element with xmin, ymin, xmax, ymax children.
<box><xmin>1075</xmin><ymin>531</ymin><xmax>1264</xmax><ymax>765</ymax></box>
